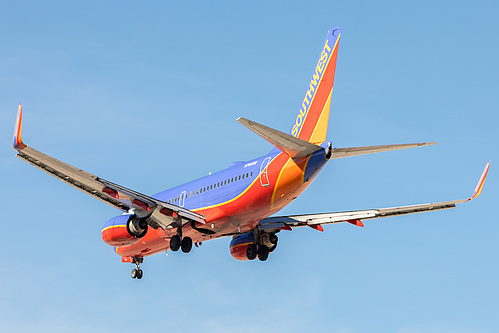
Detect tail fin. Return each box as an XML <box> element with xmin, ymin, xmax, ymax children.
<box><xmin>291</xmin><ymin>27</ymin><xmax>341</xmax><ymax>144</ymax></box>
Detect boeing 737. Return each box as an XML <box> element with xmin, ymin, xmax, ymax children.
<box><xmin>13</xmin><ymin>27</ymin><xmax>490</xmax><ymax>279</ymax></box>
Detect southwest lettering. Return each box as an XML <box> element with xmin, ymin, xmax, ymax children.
<box><xmin>291</xmin><ymin>38</ymin><xmax>333</xmax><ymax>137</ymax></box>
<box><xmin>324</xmin><ymin>40</ymin><xmax>331</xmax><ymax>52</ymax></box>
<box><xmin>310</xmin><ymin>71</ymin><xmax>320</xmax><ymax>86</ymax></box>
<box><xmin>308</xmin><ymin>82</ymin><xmax>315</xmax><ymax>94</ymax></box>
<box><xmin>296</xmin><ymin>114</ymin><xmax>303</xmax><ymax>127</ymax></box>
<box><xmin>305</xmin><ymin>89</ymin><xmax>312</xmax><ymax>101</ymax></box>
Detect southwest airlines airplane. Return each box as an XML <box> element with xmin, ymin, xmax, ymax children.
<box><xmin>13</xmin><ymin>27</ymin><xmax>489</xmax><ymax>280</ymax></box>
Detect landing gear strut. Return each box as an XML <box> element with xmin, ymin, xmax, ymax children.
<box><xmin>131</xmin><ymin>257</ymin><xmax>143</xmax><ymax>280</ymax></box>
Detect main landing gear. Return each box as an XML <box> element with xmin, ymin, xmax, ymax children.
<box><xmin>169</xmin><ymin>221</ymin><xmax>193</xmax><ymax>253</ymax></box>
<box><xmin>131</xmin><ymin>257</ymin><xmax>143</xmax><ymax>280</ymax></box>
<box><xmin>246</xmin><ymin>232</ymin><xmax>278</xmax><ymax>261</ymax></box>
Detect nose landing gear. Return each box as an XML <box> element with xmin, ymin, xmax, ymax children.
<box><xmin>130</xmin><ymin>257</ymin><xmax>144</xmax><ymax>280</ymax></box>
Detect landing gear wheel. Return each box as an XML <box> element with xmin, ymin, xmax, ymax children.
<box><xmin>258</xmin><ymin>245</ymin><xmax>269</xmax><ymax>261</ymax></box>
<box><xmin>246</xmin><ymin>243</ymin><xmax>257</xmax><ymax>260</ymax></box>
<box><xmin>130</xmin><ymin>257</ymin><xmax>144</xmax><ymax>280</ymax></box>
<box><xmin>170</xmin><ymin>234</ymin><xmax>181</xmax><ymax>251</ymax></box>
<box><xmin>181</xmin><ymin>236</ymin><xmax>193</xmax><ymax>253</ymax></box>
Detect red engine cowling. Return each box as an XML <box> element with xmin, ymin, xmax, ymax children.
<box><xmin>229</xmin><ymin>232</ymin><xmax>255</xmax><ymax>261</ymax></box>
<box><xmin>101</xmin><ymin>215</ymin><xmax>148</xmax><ymax>247</ymax></box>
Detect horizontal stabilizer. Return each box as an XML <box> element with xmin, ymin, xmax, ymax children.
<box><xmin>330</xmin><ymin>142</ymin><xmax>437</xmax><ymax>159</ymax></box>
<box><xmin>237</xmin><ymin>117</ymin><xmax>323</xmax><ymax>158</ymax></box>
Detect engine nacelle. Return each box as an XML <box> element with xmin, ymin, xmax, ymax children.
<box><xmin>229</xmin><ymin>232</ymin><xmax>255</xmax><ymax>261</ymax></box>
<box><xmin>101</xmin><ymin>215</ymin><xmax>148</xmax><ymax>247</ymax></box>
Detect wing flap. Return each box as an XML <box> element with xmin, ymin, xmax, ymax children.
<box><xmin>100</xmin><ymin>179</ymin><xmax>205</xmax><ymax>224</ymax></box>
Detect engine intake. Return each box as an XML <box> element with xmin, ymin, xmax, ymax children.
<box><xmin>101</xmin><ymin>215</ymin><xmax>148</xmax><ymax>247</ymax></box>
<box><xmin>127</xmin><ymin>217</ymin><xmax>148</xmax><ymax>238</ymax></box>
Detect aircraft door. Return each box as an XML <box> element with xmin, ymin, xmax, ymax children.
<box><xmin>179</xmin><ymin>191</ymin><xmax>187</xmax><ymax>207</ymax></box>
<box><xmin>260</xmin><ymin>157</ymin><xmax>271</xmax><ymax>187</ymax></box>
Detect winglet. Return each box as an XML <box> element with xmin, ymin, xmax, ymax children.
<box><xmin>469</xmin><ymin>161</ymin><xmax>491</xmax><ymax>200</ymax></box>
<box><xmin>13</xmin><ymin>103</ymin><xmax>27</xmax><ymax>151</ymax></box>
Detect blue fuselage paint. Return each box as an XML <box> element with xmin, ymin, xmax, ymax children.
<box><xmin>152</xmin><ymin>151</ymin><xmax>279</xmax><ymax>211</ymax></box>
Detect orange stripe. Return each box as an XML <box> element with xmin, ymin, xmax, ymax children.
<box><xmin>231</xmin><ymin>242</ymin><xmax>253</xmax><ymax>249</ymax></box>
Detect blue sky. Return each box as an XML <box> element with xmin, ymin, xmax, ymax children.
<box><xmin>1</xmin><ymin>1</ymin><xmax>498</xmax><ymax>332</ymax></box>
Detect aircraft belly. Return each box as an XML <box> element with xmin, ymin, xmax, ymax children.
<box><xmin>115</xmin><ymin>217</ymin><xmax>234</xmax><ymax>258</ymax></box>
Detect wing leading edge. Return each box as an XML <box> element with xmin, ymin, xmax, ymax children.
<box><xmin>12</xmin><ymin>104</ymin><xmax>205</xmax><ymax>230</ymax></box>
<box><xmin>258</xmin><ymin>161</ymin><xmax>491</xmax><ymax>231</ymax></box>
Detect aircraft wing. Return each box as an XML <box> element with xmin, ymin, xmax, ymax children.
<box><xmin>258</xmin><ymin>161</ymin><xmax>490</xmax><ymax>231</ymax></box>
<box><xmin>12</xmin><ymin>104</ymin><xmax>205</xmax><ymax>230</ymax></box>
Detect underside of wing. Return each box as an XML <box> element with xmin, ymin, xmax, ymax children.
<box><xmin>258</xmin><ymin>161</ymin><xmax>490</xmax><ymax>231</ymax></box>
<box><xmin>13</xmin><ymin>104</ymin><xmax>205</xmax><ymax>231</ymax></box>
<box><xmin>258</xmin><ymin>201</ymin><xmax>458</xmax><ymax>231</ymax></box>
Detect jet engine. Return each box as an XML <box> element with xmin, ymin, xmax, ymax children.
<box><xmin>229</xmin><ymin>232</ymin><xmax>256</xmax><ymax>261</ymax></box>
<box><xmin>101</xmin><ymin>214</ymin><xmax>148</xmax><ymax>247</ymax></box>
<box><xmin>229</xmin><ymin>232</ymin><xmax>278</xmax><ymax>261</ymax></box>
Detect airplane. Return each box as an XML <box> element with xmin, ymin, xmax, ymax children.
<box><xmin>13</xmin><ymin>27</ymin><xmax>490</xmax><ymax>280</ymax></box>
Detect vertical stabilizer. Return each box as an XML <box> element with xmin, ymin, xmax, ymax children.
<box><xmin>291</xmin><ymin>27</ymin><xmax>341</xmax><ymax>144</ymax></box>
